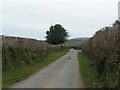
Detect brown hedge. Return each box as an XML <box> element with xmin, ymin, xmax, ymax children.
<box><xmin>2</xmin><ymin>36</ymin><xmax>69</xmax><ymax>71</ymax></box>
<box><xmin>81</xmin><ymin>20</ymin><xmax>120</xmax><ymax>87</ymax></box>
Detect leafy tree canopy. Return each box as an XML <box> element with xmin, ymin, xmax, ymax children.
<box><xmin>46</xmin><ymin>24</ymin><xmax>68</xmax><ymax>45</ymax></box>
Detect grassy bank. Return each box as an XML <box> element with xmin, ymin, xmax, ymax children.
<box><xmin>80</xmin><ymin>21</ymin><xmax>119</xmax><ymax>88</ymax></box>
<box><xmin>78</xmin><ymin>52</ymin><xmax>101</xmax><ymax>88</ymax></box>
<box><xmin>3</xmin><ymin>48</ymin><xmax>69</xmax><ymax>88</ymax></box>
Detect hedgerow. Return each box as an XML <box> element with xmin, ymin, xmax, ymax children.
<box><xmin>2</xmin><ymin>36</ymin><xmax>69</xmax><ymax>72</ymax></box>
<box><xmin>81</xmin><ymin>21</ymin><xmax>120</xmax><ymax>88</ymax></box>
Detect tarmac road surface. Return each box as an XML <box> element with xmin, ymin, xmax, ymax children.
<box><xmin>11</xmin><ymin>49</ymin><xmax>84</xmax><ymax>88</ymax></box>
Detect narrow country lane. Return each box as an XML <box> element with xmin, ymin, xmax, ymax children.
<box><xmin>11</xmin><ymin>49</ymin><xmax>84</xmax><ymax>88</ymax></box>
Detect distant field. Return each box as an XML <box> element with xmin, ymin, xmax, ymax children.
<box><xmin>64</xmin><ymin>40</ymin><xmax>83</xmax><ymax>46</ymax></box>
<box><xmin>64</xmin><ymin>37</ymin><xmax>89</xmax><ymax>46</ymax></box>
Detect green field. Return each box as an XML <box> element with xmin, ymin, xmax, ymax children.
<box><xmin>64</xmin><ymin>40</ymin><xmax>83</xmax><ymax>46</ymax></box>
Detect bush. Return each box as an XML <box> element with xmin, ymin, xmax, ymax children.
<box><xmin>2</xmin><ymin>36</ymin><xmax>69</xmax><ymax>72</ymax></box>
<box><xmin>81</xmin><ymin>20</ymin><xmax>120</xmax><ymax>88</ymax></box>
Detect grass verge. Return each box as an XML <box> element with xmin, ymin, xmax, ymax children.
<box><xmin>78</xmin><ymin>52</ymin><xmax>101</xmax><ymax>88</ymax></box>
<box><xmin>3</xmin><ymin>49</ymin><xmax>69</xmax><ymax>88</ymax></box>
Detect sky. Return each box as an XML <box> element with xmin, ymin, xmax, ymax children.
<box><xmin>1</xmin><ymin>0</ymin><xmax>119</xmax><ymax>40</ymax></box>
<box><xmin>118</xmin><ymin>1</ymin><xmax>120</xmax><ymax>20</ymax></box>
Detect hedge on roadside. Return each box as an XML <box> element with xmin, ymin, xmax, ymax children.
<box><xmin>81</xmin><ymin>20</ymin><xmax>120</xmax><ymax>88</ymax></box>
<box><xmin>2</xmin><ymin>36</ymin><xmax>69</xmax><ymax>72</ymax></box>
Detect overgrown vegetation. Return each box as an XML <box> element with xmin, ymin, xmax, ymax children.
<box><xmin>78</xmin><ymin>52</ymin><xmax>101</xmax><ymax>88</ymax></box>
<box><xmin>46</xmin><ymin>24</ymin><xmax>68</xmax><ymax>45</ymax></box>
<box><xmin>3</xmin><ymin>48</ymin><xmax>69</xmax><ymax>88</ymax></box>
<box><xmin>81</xmin><ymin>20</ymin><xmax>120</xmax><ymax>88</ymax></box>
<box><xmin>2</xmin><ymin>36</ymin><xmax>70</xmax><ymax>88</ymax></box>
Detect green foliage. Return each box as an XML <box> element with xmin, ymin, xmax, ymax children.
<box><xmin>2</xmin><ymin>47</ymin><xmax>67</xmax><ymax>72</ymax></box>
<box><xmin>2</xmin><ymin>47</ymin><xmax>69</xmax><ymax>88</ymax></box>
<box><xmin>78</xmin><ymin>52</ymin><xmax>101</xmax><ymax>88</ymax></box>
<box><xmin>46</xmin><ymin>24</ymin><xmax>68</xmax><ymax>45</ymax></box>
<box><xmin>2</xmin><ymin>35</ymin><xmax>70</xmax><ymax>88</ymax></box>
<box><xmin>81</xmin><ymin>20</ymin><xmax>120</xmax><ymax>88</ymax></box>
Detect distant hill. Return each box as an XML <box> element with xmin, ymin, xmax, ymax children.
<box><xmin>64</xmin><ymin>37</ymin><xmax>89</xmax><ymax>46</ymax></box>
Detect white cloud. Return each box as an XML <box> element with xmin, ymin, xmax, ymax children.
<box><xmin>2</xmin><ymin>0</ymin><xmax>119</xmax><ymax>3</ymax></box>
<box><xmin>2</xmin><ymin>0</ymin><xmax>119</xmax><ymax>39</ymax></box>
<box><xmin>0</xmin><ymin>1</ymin><xmax>2</xmax><ymax>35</ymax></box>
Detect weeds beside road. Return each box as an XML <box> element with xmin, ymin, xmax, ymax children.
<box><xmin>3</xmin><ymin>49</ymin><xmax>69</xmax><ymax>88</ymax></box>
<box><xmin>78</xmin><ymin>52</ymin><xmax>101</xmax><ymax>88</ymax></box>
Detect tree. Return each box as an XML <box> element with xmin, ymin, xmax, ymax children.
<box><xmin>46</xmin><ymin>24</ymin><xmax>68</xmax><ymax>45</ymax></box>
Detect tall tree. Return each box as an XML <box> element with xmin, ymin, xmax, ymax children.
<box><xmin>46</xmin><ymin>24</ymin><xmax>68</xmax><ymax>45</ymax></box>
